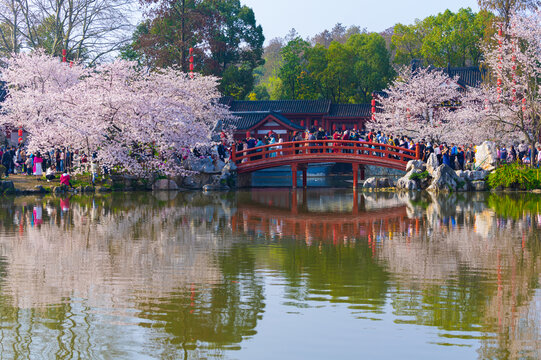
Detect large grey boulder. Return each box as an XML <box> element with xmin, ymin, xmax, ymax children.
<box><xmin>427</xmin><ymin>164</ymin><xmax>467</xmax><ymax>192</ymax></box>
<box><xmin>426</xmin><ymin>153</ymin><xmax>439</xmax><ymax>176</ymax></box>
<box><xmin>475</xmin><ymin>141</ymin><xmax>498</xmax><ymax>171</ymax></box>
<box><xmin>152</xmin><ymin>179</ymin><xmax>179</xmax><ymax>191</ymax></box>
<box><xmin>186</xmin><ymin>158</ymin><xmax>216</xmax><ymax>173</ymax></box>
<box><xmin>406</xmin><ymin>160</ymin><xmax>426</xmax><ymax>173</ymax></box>
<box><xmin>396</xmin><ymin>169</ymin><xmax>422</xmax><ymax>190</ymax></box>
<box><xmin>364</xmin><ymin>177</ymin><xmax>394</xmax><ymax>188</ymax></box>
<box><xmin>396</xmin><ymin>177</ymin><xmax>419</xmax><ymax>190</ymax></box>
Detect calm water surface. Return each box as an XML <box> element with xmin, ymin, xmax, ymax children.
<box><xmin>0</xmin><ymin>190</ymin><xmax>540</xmax><ymax>359</ymax></box>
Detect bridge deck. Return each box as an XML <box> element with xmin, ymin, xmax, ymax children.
<box><xmin>232</xmin><ymin>140</ymin><xmax>420</xmax><ymax>188</ymax></box>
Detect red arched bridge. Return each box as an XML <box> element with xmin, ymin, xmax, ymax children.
<box><xmin>232</xmin><ymin>140</ymin><xmax>421</xmax><ymax>188</ymax></box>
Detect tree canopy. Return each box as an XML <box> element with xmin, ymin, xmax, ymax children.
<box><xmin>253</xmin><ymin>32</ymin><xmax>395</xmax><ymax>103</ymax></box>
<box><xmin>124</xmin><ymin>0</ymin><xmax>264</xmax><ymax>100</ymax></box>
<box><xmin>391</xmin><ymin>8</ymin><xmax>495</xmax><ymax>67</ymax></box>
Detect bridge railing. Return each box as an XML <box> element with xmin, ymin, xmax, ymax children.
<box><xmin>232</xmin><ymin>139</ymin><xmax>420</xmax><ymax>166</ymax></box>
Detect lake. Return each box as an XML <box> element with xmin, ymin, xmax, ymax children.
<box><xmin>0</xmin><ymin>190</ymin><xmax>539</xmax><ymax>359</ymax></box>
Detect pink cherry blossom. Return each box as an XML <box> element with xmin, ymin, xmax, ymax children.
<box><xmin>0</xmin><ymin>51</ymin><xmax>232</xmax><ymax>176</ymax></box>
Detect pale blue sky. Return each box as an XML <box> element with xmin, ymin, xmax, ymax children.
<box><xmin>241</xmin><ymin>0</ymin><xmax>481</xmax><ymax>43</ymax></box>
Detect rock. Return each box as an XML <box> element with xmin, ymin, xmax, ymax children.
<box><xmin>84</xmin><ymin>185</ymin><xmax>95</xmax><ymax>193</ymax></box>
<box><xmin>34</xmin><ymin>185</ymin><xmax>45</xmax><ymax>193</ymax></box>
<box><xmin>406</xmin><ymin>160</ymin><xmax>426</xmax><ymax>173</ymax></box>
<box><xmin>471</xmin><ymin>170</ymin><xmax>488</xmax><ymax>181</ymax></box>
<box><xmin>214</xmin><ymin>159</ymin><xmax>226</xmax><ymax>172</ymax></box>
<box><xmin>362</xmin><ymin>177</ymin><xmax>394</xmax><ymax>188</ymax></box>
<box><xmin>152</xmin><ymin>179</ymin><xmax>179</xmax><ymax>191</ymax></box>
<box><xmin>363</xmin><ymin>177</ymin><xmax>378</xmax><ymax>189</ymax></box>
<box><xmin>96</xmin><ymin>186</ymin><xmax>111</xmax><ymax>192</ymax></box>
<box><xmin>396</xmin><ymin>169</ymin><xmax>423</xmax><ymax>190</ymax></box>
<box><xmin>182</xmin><ymin>176</ymin><xmax>199</xmax><ymax>189</ymax></box>
<box><xmin>396</xmin><ymin>177</ymin><xmax>419</xmax><ymax>190</ymax></box>
<box><xmin>427</xmin><ymin>164</ymin><xmax>467</xmax><ymax>192</ymax></box>
<box><xmin>0</xmin><ymin>180</ymin><xmax>14</xmax><ymax>191</ymax></box>
<box><xmin>227</xmin><ymin>161</ymin><xmax>237</xmax><ymax>171</ymax></box>
<box><xmin>471</xmin><ymin>180</ymin><xmax>487</xmax><ymax>191</ymax></box>
<box><xmin>53</xmin><ymin>186</ymin><xmax>67</xmax><ymax>194</ymax></box>
<box><xmin>187</xmin><ymin>158</ymin><xmax>217</xmax><ymax>173</ymax></box>
<box><xmin>475</xmin><ymin>141</ymin><xmax>498</xmax><ymax>171</ymax></box>
<box><xmin>426</xmin><ymin>153</ymin><xmax>439</xmax><ymax>176</ymax></box>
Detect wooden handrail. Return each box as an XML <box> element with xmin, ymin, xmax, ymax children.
<box><xmin>233</xmin><ymin>140</ymin><xmax>420</xmax><ymax>167</ymax></box>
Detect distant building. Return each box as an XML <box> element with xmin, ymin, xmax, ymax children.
<box><xmin>219</xmin><ymin>98</ymin><xmax>372</xmax><ymax>140</ymax></box>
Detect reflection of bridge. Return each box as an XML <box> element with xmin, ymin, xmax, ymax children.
<box><xmin>232</xmin><ymin>140</ymin><xmax>420</xmax><ymax>188</ymax></box>
<box><xmin>232</xmin><ymin>190</ymin><xmax>417</xmax><ymax>243</ymax></box>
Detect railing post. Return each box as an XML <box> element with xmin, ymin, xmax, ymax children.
<box><xmin>231</xmin><ymin>143</ymin><xmax>236</xmax><ymax>164</ymax></box>
<box><xmin>415</xmin><ymin>144</ymin><xmax>421</xmax><ymax>160</ymax></box>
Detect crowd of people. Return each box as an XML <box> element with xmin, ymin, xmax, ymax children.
<box><xmin>232</xmin><ymin>128</ymin><xmax>480</xmax><ymax>170</ymax></box>
<box><xmin>0</xmin><ymin>145</ymin><xmax>100</xmax><ymax>186</ymax></box>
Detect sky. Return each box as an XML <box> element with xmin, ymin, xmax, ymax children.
<box><xmin>241</xmin><ymin>0</ymin><xmax>481</xmax><ymax>43</ymax></box>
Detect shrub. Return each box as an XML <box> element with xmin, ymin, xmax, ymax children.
<box><xmin>409</xmin><ymin>171</ymin><xmax>429</xmax><ymax>181</ymax></box>
<box><xmin>487</xmin><ymin>163</ymin><xmax>541</xmax><ymax>190</ymax></box>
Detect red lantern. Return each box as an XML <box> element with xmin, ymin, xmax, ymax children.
<box><xmin>18</xmin><ymin>128</ymin><xmax>23</xmax><ymax>137</ymax></box>
<box><xmin>300</xmin><ymin>120</ymin><xmax>304</xmax><ymax>127</ymax></box>
<box><xmin>371</xmin><ymin>99</ymin><xmax>376</xmax><ymax>107</ymax></box>
<box><xmin>498</xmin><ymin>28</ymin><xmax>502</xmax><ymax>37</ymax></box>
<box><xmin>314</xmin><ymin>120</ymin><xmax>318</xmax><ymax>127</ymax></box>
<box><xmin>497</xmin><ymin>78</ymin><xmax>502</xmax><ymax>86</ymax></box>
<box><xmin>332</xmin><ymin>124</ymin><xmax>337</xmax><ymax>131</ymax></box>
<box><xmin>189</xmin><ymin>63</ymin><xmax>194</xmax><ymax>71</ymax></box>
<box><xmin>62</xmin><ymin>49</ymin><xmax>67</xmax><ymax>63</ymax></box>
<box><xmin>189</xmin><ymin>47</ymin><xmax>193</xmax><ymax>55</ymax></box>
<box><xmin>354</xmin><ymin>124</ymin><xmax>358</xmax><ymax>130</ymax></box>
<box><xmin>342</xmin><ymin>124</ymin><xmax>346</xmax><ymax>131</ymax></box>
<box><xmin>371</xmin><ymin>107</ymin><xmax>376</xmax><ymax>113</ymax></box>
<box><xmin>246</xmin><ymin>131</ymin><xmax>251</xmax><ymax>138</ymax></box>
<box><xmin>18</xmin><ymin>137</ymin><xmax>22</xmax><ymax>143</ymax></box>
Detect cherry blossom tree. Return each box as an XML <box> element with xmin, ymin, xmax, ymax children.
<box><xmin>371</xmin><ymin>66</ymin><xmax>469</xmax><ymax>144</ymax></box>
<box><xmin>0</xmin><ymin>51</ymin><xmax>231</xmax><ymax>176</ymax></box>
<box><xmin>457</xmin><ymin>10</ymin><xmax>541</xmax><ymax>152</ymax></box>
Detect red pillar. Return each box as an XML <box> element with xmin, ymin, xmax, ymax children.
<box><xmin>291</xmin><ymin>164</ymin><xmax>298</xmax><ymax>189</ymax></box>
<box><xmin>352</xmin><ymin>163</ymin><xmax>359</xmax><ymax>189</ymax></box>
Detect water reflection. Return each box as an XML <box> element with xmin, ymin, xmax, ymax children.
<box><xmin>0</xmin><ymin>191</ymin><xmax>539</xmax><ymax>359</ymax></box>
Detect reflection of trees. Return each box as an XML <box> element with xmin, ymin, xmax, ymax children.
<box><xmin>136</xmin><ymin>243</ymin><xmax>265</xmax><ymax>360</ymax></box>
<box><xmin>0</xmin><ymin>193</ymin><xmax>263</xmax><ymax>359</ymax></box>
<box><xmin>379</xmin><ymin>192</ymin><xmax>541</xmax><ymax>358</ymax></box>
<box><xmin>270</xmin><ymin>243</ymin><xmax>389</xmax><ymax>313</ymax></box>
<box><xmin>0</xmin><ymin>190</ymin><xmax>540</xmax><ymax>358</ymax></box>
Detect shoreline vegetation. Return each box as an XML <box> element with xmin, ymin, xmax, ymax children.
<box><xmin>1</xmin><ymin>164</ymin><xmax>541</xmax><ymax>197</ymax></box>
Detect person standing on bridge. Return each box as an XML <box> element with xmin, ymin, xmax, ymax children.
<box><xmin>269</xmin><ymin>134</ymin><xmax>277</xmax><ymax>158</ymax></box>
<box><xmin>332</xmin><ymin>130</ymin><xmax>341</xmax><ymax>153</ymax></box>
